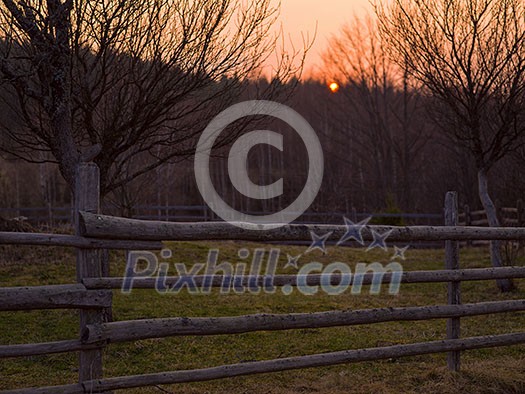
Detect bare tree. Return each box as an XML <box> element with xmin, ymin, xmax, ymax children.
<box><xmin>378</xmin><ymin>0</ymin><xmax>525</xmax><ymax>291</ymax></box>
<box><xmin>0</xmin><ymin>0</ymin><xmax>303</xmax><ymax>196</ymax></box>
<box><xmin>322</xmin><ymin>15</ymin><xmax>429</xmax><ymax>210</ymax></box>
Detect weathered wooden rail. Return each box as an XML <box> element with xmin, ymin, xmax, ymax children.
<box><xmin>1</xmin><ymin>164</ymin><xmax>525</xmax><ymax>393</ymax></box>
<box><xmin>0</xmin><ymin>204</ymin><xmax>443</xmax><ymax>226</ymax></box>
<box><xmin>5</xmin><ymin>333</ymin><xmax>525</xmax><ymax>394</ymax></box>
<box><xmin>80</xmin><ymin>300</ymin><xmax>525</xmax><ymax>344</ymax></box>
<box><xmin>82</xmin><ymin>266</ymin><xmax>525</xmax><ymax>289</ymax></box>
<box><xmin>78</xmin><ymin>211</ymin><xmax>525</xmax><ymax>241</ymax></box>
<box><xmin>0</xmin><ymin>232</ymin><xmax>162</xmax><ymax>249</ymax></box>
<box><xmin>0</xmin><ymin>285</ymin><xmax>111</xmax><ymax>311</ymax></box>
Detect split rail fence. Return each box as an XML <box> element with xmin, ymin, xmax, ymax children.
<box><xmin>1</xmin><ymin>205</ymin><xmax>444</xmax><ymax>226</ymax></box>
<box><xmin>1</xmin><ymin>163</ymin><xmax>525</xmax><ymax>393</ymax></box>
<box><xmin>459</xmin><ymin>199</ymin><xmax>525</xmax><ymax>247</ymax></box>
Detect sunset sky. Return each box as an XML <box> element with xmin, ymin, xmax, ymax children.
<box><xmin>273</xmin><ymin>0</ymin><xmax>374</xmax><ymax>76</ymax></box>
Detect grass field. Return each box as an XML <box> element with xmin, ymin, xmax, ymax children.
<box><xmin>1</xmin><ymin>240</ymin><xmax>524</xmax><ymax>393</ymax></box>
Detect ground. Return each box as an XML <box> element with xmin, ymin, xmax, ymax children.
<box><xmin>0</xmin><ymin>241</ymin><xmax>524</xmax><ymax>393</ymax></box>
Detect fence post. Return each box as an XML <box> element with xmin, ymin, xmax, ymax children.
<box><xmin>445</xmin><ymin>191</ymin><xmax>461</xmax><ymax>372</ymax></box>
<box><xmin>464</xmin><ymin>204</ymin><xmax>472</xmax><ymax>247</ymax></box>
<box><xmin>495</xmin><ymin>199</ymin><xmax>503</xmax><ymax>226</ymax></box>
<box><xmin>518</xmin><ymin>199</ymin><xmax>523</xmax><ymax>248</ymax></box>
<box><xmin>75</xmin><ymin>163</ymin><xmax>107</xmax><ymax>384</ymax></box>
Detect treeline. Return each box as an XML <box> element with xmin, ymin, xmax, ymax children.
<box><xmin>1</xmin><ymin>77</ymin><xmax>523</xmax><ymax>218</ymax></box>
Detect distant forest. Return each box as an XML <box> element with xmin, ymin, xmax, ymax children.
<box><xmin>0</xmin><ymin>0</ymin><xmax>523</xmax><ymax>222</ymax></box>
<box><xmin>1</xmin><ymin>76</ymin><xmax>524</xmax><ymax>218</ymax></box>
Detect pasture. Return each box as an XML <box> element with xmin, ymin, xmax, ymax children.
<box><xmin>1</xmin><ymin>241</ymin><xmax>524</xmax><ymax>393</ymax></box>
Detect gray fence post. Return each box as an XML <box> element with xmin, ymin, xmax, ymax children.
<box><xmin>518</xmin><ymin>199</ymin><xmax>524</xmax><ymax>249</ymax></box>
<box><xmin>518</xmin><ymin>199</ymin><xmax>524</xmax><ymax>227</ymax></box>
<box><xmin>496</xmin><ymin>199</ymin><xmax>503</xmax><ymax>225</ymax></box>
<box><xmin>464</xmin><ymin>204</ymin><xmax>472</xmax><ymax>247</ymax></box>
<box><xmin>445</xmin><ymin>191</ymin><xmax>461</xmax><ymax>372</ymax></box>
<box><xmin>75</xmin><ymin>163</ymin><xmax>108</xmax><ymax>385</ymax></box>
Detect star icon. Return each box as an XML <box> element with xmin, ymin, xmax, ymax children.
<box><xmin>284</xmin><ymin>254</ymin><xmax>301</xmax><ymax>269</ymax></box>
<box><xmin>337</xmin><ymin>216</ymin><xmax>371</xmax><ymax>246</ymax></box>
<box><xmin>306</xmin><ymin>231</ymin><xmax>333</xmax><ymax>254</ymax></box>
<box><xmin>367</xmin><ymin>229</ymin><xmax>393</xmax><ymax>251</ymax></box>
<box><xmin>392</xmin><ymin>245</ymin><xmax>409</xmax><ymax>260</ymax></box>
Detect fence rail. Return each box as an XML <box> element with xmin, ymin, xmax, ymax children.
<box><xmin>0</xmin><ymin>231</ymin><xmax>162</xmax><ymax>249</ymax></box>
<box><xmin>79</xmin><ymin>211</ymin><xmax>525</xmax><ymax>241</ymax></box>
<box><xmin>1</xmin><ymin>164</ymin><xmax>525</xmax><ymax>393</ymax></box>
<box><xmin>4</xmin><ymin>200</ymin><xmax>523</xmax><ymax>229</ymax></box>
<box><xmin>81</xmin><ymin>266</ymin><xmax>525</xmax><ymax>289</ymax></box>
<box><xmin>0</xmin><ymin>340</ymin><xmax>100</xmax><ymax>359</ymax></box>
<box><xmin>0</xmin><ymin>205</ymin><xmax>443</xmax><ymax>226</ymax></box>
<box><xmin>81</xmin><ymin>299</ymin><xmax>525</xmax><ymax>344</ymax></box>
<box><xmin>5</xmin><ymin>333</ymin><xmax>525</xmax><ymax>394</ymax></box>
<box><xmin>0</xmin><ymin>285</ymin><xmax>111</xmax><ymax>311</ymax></box>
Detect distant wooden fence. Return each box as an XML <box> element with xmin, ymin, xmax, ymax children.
<box><xmin>459</xmin><ymin>200</ymin><xmax>524</xmax><ymax>227</ymax></box>
<box><xmin>4</xmin><ymin>198</ymin><xmax>521</xmax><ymax>229</ymax></box>
<box><xmin>459</xmin><ymin>199</ymin><xmax>524</xmax><ymax>247</ymax></box>
<box><xmin>1</xmin><ymin>164</ymin><xmax>525</xmax><ymax>393</ymax></box>
<box><xmin>0</xmin><ymin>205</ymin><xmax>443</xmax><ymax>226</ymax></box>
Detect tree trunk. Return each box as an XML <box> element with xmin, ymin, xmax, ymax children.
<box><xmin>477</xmin><ymin>169</ymin><xmax>515</xmax><ymax>292</ymax></box>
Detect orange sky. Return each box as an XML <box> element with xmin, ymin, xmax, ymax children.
<box><xmin>272</xmin><ymin>0</ymin><xmax>374</xmax><ymax>77</ymax></box>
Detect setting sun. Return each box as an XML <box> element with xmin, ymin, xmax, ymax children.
<box><xmin>329</xmin><ymin>82</ymin><xmax>340</xmax><ymax>93</ymax></box>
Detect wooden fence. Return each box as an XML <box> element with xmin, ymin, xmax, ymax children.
<box><xmin>459</xmin><ymin>199</ymin><xmax>525</xmax><ymax>247</ymax></box>
<box><xmin>3</xmin><ymin>197</ymin><xmax>521</xmax><ymax>229</ymax></box>
<box><xmin>1</xmin><ymin>163</ymin><xmax>525</xmax><ymax>393</ymax></box>
<box><xmin>459</xmin><ymin>200</ymin><xmax>524</xmax><ymax>227</ymax></box>
<box><xmin>0</xmin><ymin>205</ymin><xmax>443</xmax><ymax>226</ymax></box>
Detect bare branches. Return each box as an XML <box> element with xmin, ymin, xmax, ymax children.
<box><xmin>377</xmin><ymin>0</ymin><xmax>525</xmax><ymax>170</ymax></box>
<box><xmin>377</xmin><ymin>0</ymin><xmax>525</xmax><ymax>291</ymax></box>
<box><xmin>0</xmin><ymin>0</ymin><xmax>304</xmax><ymax>195</ymax></box>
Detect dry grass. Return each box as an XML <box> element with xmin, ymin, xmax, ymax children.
<box><xmin>0</xmin><ymin>241</ymin><xmax>524</xmax><ymax>393</ymax></box>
